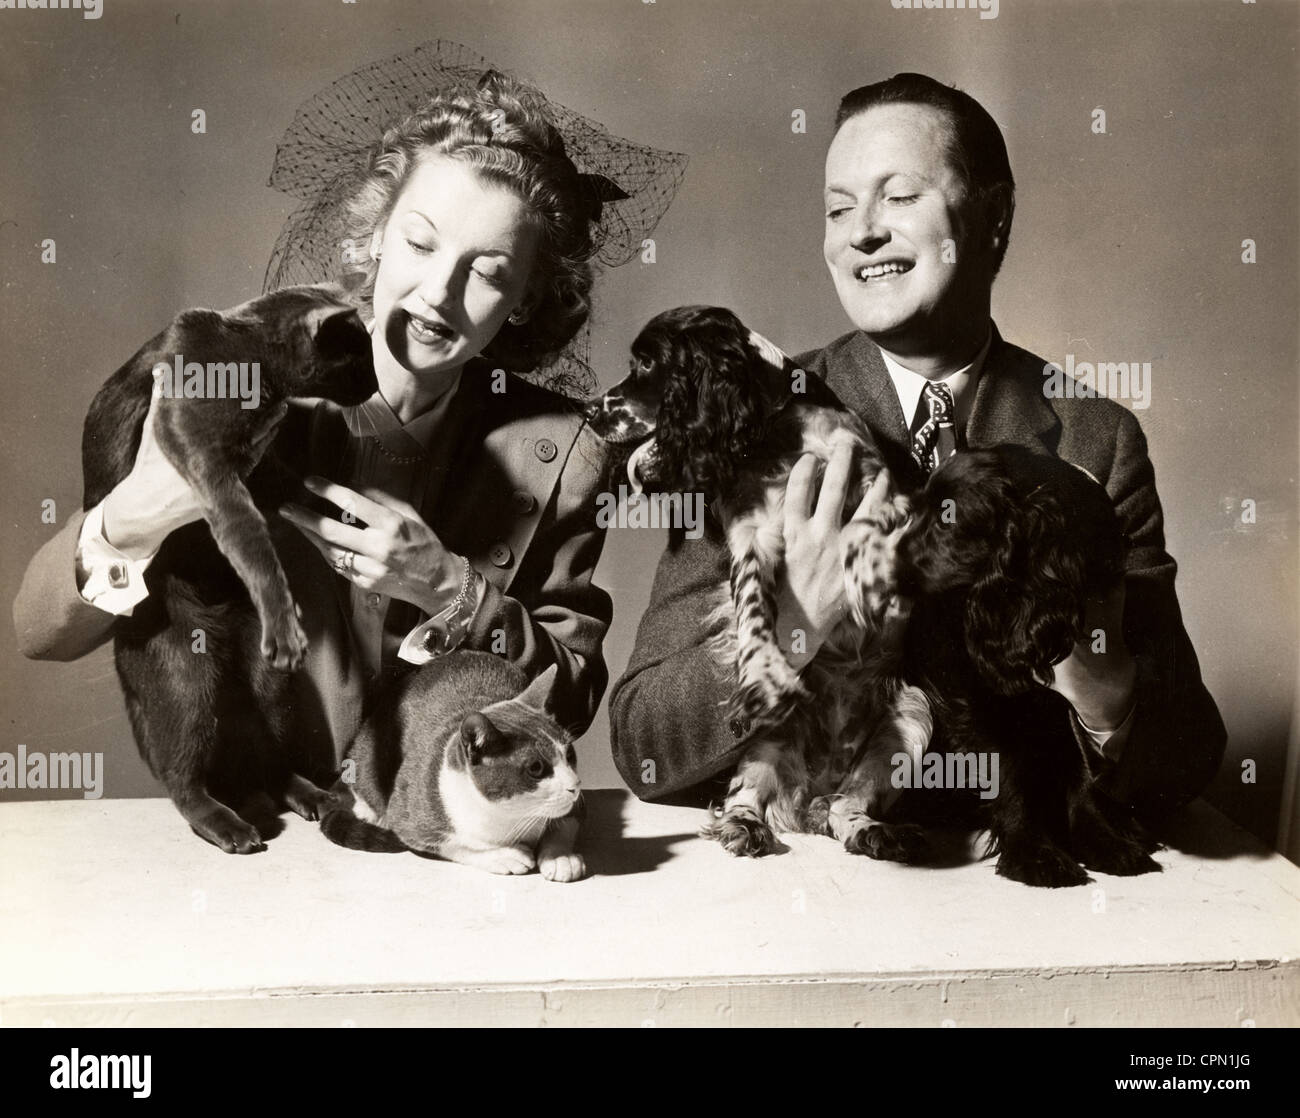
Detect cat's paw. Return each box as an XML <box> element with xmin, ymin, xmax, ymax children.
<box><xmin>539</xmin><ymin>852</ymin><xmax>588</xmax><ymax>883</ymax></box>
<box><xmin>477</xmin><ymin>845</ymin><xmax>537</xmax><ymax>876</ymax></box>
<box><xmin>262</xmin><ymin>607</ymin><xmax>308</xmax><ymax>672</ymax></box>
<box><xmin>284</xmin><ymin>774</ymin><xmax>333</xmax><ymax>821</ymax></box>
<box><xmin>191</xmin><ymin>812</ymin><xmax>265</xmax><ymax>855</ymax></box>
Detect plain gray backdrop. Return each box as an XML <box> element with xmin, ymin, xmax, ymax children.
<box><xmin>1</xmin><ymin>0</ymin><xmax>1295</xmax><ymax>849</ymax></box>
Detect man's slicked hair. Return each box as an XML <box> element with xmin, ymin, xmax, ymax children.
<box><xmin>835</xmin><ymin>73</ymin><xmax>1016</xmax><ymax>275</ymax></box>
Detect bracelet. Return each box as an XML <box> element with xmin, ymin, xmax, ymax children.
<box><xmin>421</xmin><ymin>557</ymin><xmax>483</xmax><ymax>656</ymax></box>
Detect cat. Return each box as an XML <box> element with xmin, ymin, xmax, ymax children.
<box><xmin>320</xmin><ymin>652</ymin><xmax>587</xmax><ymax>883</ymax></box>
<box><xmin>81</xmin><ymin>283</ymin><xmax>378</xmax><ymax>853</ymax></box>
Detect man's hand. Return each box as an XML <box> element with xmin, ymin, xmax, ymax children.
<box><xmin>1046</xmin><ymin>579</ymin><xmax>1138</xmax><ymax>732</ymax></box>
<box><xmin>777</xmin><ymin>443</ymin><xmax>883</xmax><ymax>670</ymax></box>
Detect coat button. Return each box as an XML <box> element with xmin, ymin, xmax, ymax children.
<box><xmin>728</xmin><ymin>716</ymin><xmax>751</xmax><ymax>740</ymax></box>
<box><xmin>488</xmin><ymin>543</ymin><xmax>513</xmax><ymax>568</ymax></box>
<box><xmin>535</xmin><ymin>438</ymin><xmax>557</xmax><ymax>462</ymax></box>
<box><xmin>365</xmin><ymin>592</ymin><xmax>382</xmax><ymax>610</ymax></box>
<box><xmin>511</xmin><ymin>490</ymin><xmax>536</xmax><ymax>515</ymax></box>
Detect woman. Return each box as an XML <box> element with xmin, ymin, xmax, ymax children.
<box><xmin>14</xmin><ymin>49</ymin><xmax>685</xmax><ymax>789</ymax></box>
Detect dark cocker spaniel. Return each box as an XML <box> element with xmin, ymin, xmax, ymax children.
<box><xmin>895</xmin><ymin>444</ymin><xmax>1161</xmax><ymax>887</ymax></box>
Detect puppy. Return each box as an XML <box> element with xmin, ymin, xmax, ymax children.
<box><xmin>894</xmin><ymin>444</ymin><xmax>1161</xmax><ymax>887</ymax></box>
<box><xmin>588</xmin><ymin>305</ymin><xmax>930</xmax><ymax>860</ymax></box>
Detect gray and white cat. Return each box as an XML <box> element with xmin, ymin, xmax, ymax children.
<box><xmin>320</xmin><ymin>652</ymin><xmax>586</xmax><ymax>882</ymax></box>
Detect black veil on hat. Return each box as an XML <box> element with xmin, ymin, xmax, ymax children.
<box><xmin>264</xmin><ymin>39</ymin><xmax>689</xmax><ymax>396</ymax></box>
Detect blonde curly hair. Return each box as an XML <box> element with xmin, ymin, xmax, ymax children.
<box><xmin>344</xmin><ymin>73</ymin><xmax>595</xmax><ymax>373</ymax></box>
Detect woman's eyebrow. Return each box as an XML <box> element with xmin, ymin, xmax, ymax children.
<box><xmin>405</xmin><ymin>209</ymin><xmax>518</xmax><ymax>260</ymax></box>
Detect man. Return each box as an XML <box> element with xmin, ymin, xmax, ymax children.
<box><xmin>609</xmin><ymin>73</ymin><xmax>1225</xmax><ymax>821</ymax></box>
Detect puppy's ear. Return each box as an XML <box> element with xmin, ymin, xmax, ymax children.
<box><xmin>655</xmin><ymin>317</ymin><xmax>771</xmax><ymax>496</ymax></box>
<box><xmin>965</xmin><ymin>489</ymin><xmax>1086</xmax><ymax>693</ymax></box>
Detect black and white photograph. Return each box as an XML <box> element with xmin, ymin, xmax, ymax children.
<box><xmin>0</xmin><ymin>0</ymin><xmax>1296</xmax><ymax>1054</ymax></box>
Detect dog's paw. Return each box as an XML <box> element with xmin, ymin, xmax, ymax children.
<box><xmin>996</xmin><ymin>842</ymin><xmax>1089</xmax><ymax>888</ymax></box>
<box><xmin>726</xmin><ymin>674</ymin><xmax>807</xmax><ymax>731</ymax></box>
<box><xmin>841</xmin><ymin>512</ymin><xmax>909</xmax><ymax>628</ymax></box>
<box><xmin>1074</xmin><ymin>834</ymin><xmax>1162</xmax><ymax>877</ymax></box>
<box><xmin>802</xmin><ymin>795</ymin><xmax>834</xmax><ymax>836</ymax></box>
<box><xmin>701</xmin><ymin>812</ymin><xmax>777</xmax><ymax>858</ymax></box>
<box><xmin>843</xmin><ymin>821</ymin><xmax>927</xmax><ymax>863</ymax></box>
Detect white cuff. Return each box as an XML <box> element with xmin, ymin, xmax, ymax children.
<box><xmin>1074</xmin><ymin>700</ymin><xmax>1137</xmax><ymax>765</ymax></box>
<box><xmin>75</xmin><ymin>503</ymin><xmax>156</xmax><ymax>616</ymax></box>
<box><xmin>397</xmin><ymin>571</ymin><xmax>487</xmax><ymax>665</ymax></box>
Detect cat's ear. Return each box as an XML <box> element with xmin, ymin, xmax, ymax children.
<box><xmin>460</xmin><ymin>712</ymin><xmax>507</xmax><ymax>763</ymax></box>
<box><xmin>305</xmin><ymin>303</ymin><xmax>368</xmax><ymax>357</ymax></box>
<box><xmin>516</xmin><ymin>664</ymin><xmax>559</xmax><ymax>714</ymax></box>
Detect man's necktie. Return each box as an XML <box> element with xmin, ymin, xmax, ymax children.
<box><xmin>911</xmin><ymin>381</ymin><xmax>957</xmax><ymax>474</ymax></box>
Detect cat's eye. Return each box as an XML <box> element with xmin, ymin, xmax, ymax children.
<box><xmin>526</xmin><ymin>759</ymin><xmax>549</xmax><ymax>779</ymax></box>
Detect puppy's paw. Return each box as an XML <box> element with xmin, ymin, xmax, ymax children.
<box><xmin>802</xmin><ymin>795</ymin><xmax>834</xmax><ymax>836</ymax></box>
<box><xmin>996</xmin><ymin>842</ymin><xmax>1089</xmax><ymax>888</ymax></box>
<box><xmin>540</xmin><ymin>852</ymin><xmax>588</xmax><ymax>883</ymax></box>
<box><xmin>842</xmin><ymin>510</ymin><xmax>909</xmax><ymax>627</ymax></box>
<box><xmin>1074</xmin><ymin>834</ymin><xmax>1162</xmax><ymax>877</ymax></box>
<box><xmin>726</xmin><ymin>673</ymin><xmax>807</xmax><ymax>731</ymax></box>
<box><xmin>701</xmin><ymin>812</ymin><xmax>776</xmax><ymax>858</ymax></box>
<box><xmin>843</xmin><ymin>821</ymin><xmax>927</xmax><ymax>863</ymax></box>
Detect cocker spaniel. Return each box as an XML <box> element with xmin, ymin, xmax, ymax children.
<box><xmin>894</xmin><ymin>444</ymin><xmax>1161</xmax><ymax>887</ymax></box>
<box><xmin>587</xmin><ymin>305</ymin><xmax>930</xmax><ymax>861</ymax></box>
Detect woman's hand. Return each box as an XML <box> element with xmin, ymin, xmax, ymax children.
<box><xmin>776</xmin><ymin>443</ymin><xmax>881</xmax><ymax>670</ymax></box>
<box><xmin>100</xmin><ymin>381</ymin><xmax>287</xmax><ymax>558</ymax></box>
<box><xmin>1045</xmin><ymin>580</ymin><xmax>1138</xmax><ymax>732</ymax></box>
<box><xmin>279</xmin><ymin>478</ymin><xmax>465</xmax><ymax>614</ymax></box>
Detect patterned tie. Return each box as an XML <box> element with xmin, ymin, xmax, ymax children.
<box><xmin>911</xmin><ymin>381</ymin><xmax>957</xmax><ymax>474</ymax></box>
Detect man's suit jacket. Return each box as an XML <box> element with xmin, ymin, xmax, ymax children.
<box><xmin>14</xmin><ymin>368</ymin><xmax>614</xmax><ymax>777</ymax></box>
<box><xmin>609</xmin><ymin>324</ymin><xmax>1226</xmax><ymax>818</ymax></box>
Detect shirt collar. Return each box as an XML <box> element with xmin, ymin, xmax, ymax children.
<box><xmin>879</xmin><ymin>325</ymin><xmax>993</xmax><ymax>433</ymax></box>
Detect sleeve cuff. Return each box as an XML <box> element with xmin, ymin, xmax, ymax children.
<box><xmin>1073</xmin><ymin>698</ymin><xmax>1138</xmax><ymax>765</ymax></box>
<box><xmin>75</xmin><ymin>503</ymin><xmax>156</xmax><ymax>617</ymax></box>
<box><xmin>397</xmin><ymin>566</ymin><xmax>487</xmax><ymax>665</ymax></box>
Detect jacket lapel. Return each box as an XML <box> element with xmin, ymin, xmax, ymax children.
<box><xmin>966</xmin><ymin>324</ymin><xmax>1062</xmax><ymax>454</ymax></box>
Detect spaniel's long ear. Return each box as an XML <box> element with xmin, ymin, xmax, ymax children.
<box><xmin>654</xmin><ymin>319</ymin><xmax>772</xmax><ymax>497</ymax></box>
<box><xmin>965</xmin><ymin>490</ymin><xmax>1086</xmax><ymax>694</ymax></box>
